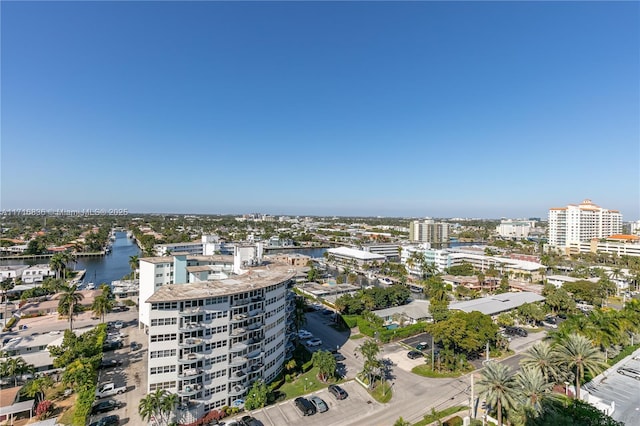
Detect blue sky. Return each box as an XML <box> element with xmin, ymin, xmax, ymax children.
<box><xmin>2</xmin><ymin>1</ymin><xmax>638</xmax><ymax>219</ymax></box>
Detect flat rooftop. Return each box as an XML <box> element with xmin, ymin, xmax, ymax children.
<box><xmin>146</xmin><ymin>264</ymin><xmax>295</xmax><ymax>303</ymax></box>
<box><xmin>449</xmin><ymin>291</ymin><xmax>545</xmax><ymax>316</ymax></box>
<box><xmin>140</xmin><ymin>254</ymin><xmax>234</xmax><ymax>264</ymax></box>
<box><xmin>327</xmin><ymin>247</ymin><xmax>386</xmax><ymax>261</ymax></box>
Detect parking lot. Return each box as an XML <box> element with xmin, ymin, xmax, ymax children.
<box><xmin>241</xmin><ymin>380</ymin><xmax>383</xmax><ymax>426</ymax></box>
<box><xmin>585</xmin><ymin>348</ymin><xmax>640</xmax><ymax>426</ymax></box>
<box><xmin>89</xmin><ymin>314</ymin><xmax>148</xmax><ymax>426</ymax></box>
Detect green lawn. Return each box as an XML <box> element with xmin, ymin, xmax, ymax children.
<box><xmin>278</xmin><ymin>367</ymin><xmax>332</xmax><ymax>399</ymax></box>
<box><xmin>349</xmin><ymin>333</ymin><xmax>365</xmax><ymax>340</ymax></box>
<box><xmin>412</xmin><ymin>406</ymin><xmax>467</xmax><ymax>426</ymax></box>
<box><xmin>370</xmin><ymin>380</ymin><xmax>393</xmax><ymax>403</ymax></box>
<box><xmin>411</xmin><ymin>364</ymin><xmax>465</xmax><ymax>378</ymax></box>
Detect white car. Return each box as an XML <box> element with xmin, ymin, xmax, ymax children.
<box><xmin>113</xmin><ymin>321</ymin><xmax>124</xmax><ymax>329</ymax></box>
<box><xmin>298</xmin><ymin>330</ymin><xmax>313</xmax><ymax>339</ymax></box>
<box><xmin>306</xmin><ymin>338</ymin><xmax>323</xmax><ymax>347</ymax></box>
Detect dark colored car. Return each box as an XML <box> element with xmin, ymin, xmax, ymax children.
<box><xmin>407</xmin><ymin>350</ymin><xmax>423</xmax><ymax>359</ymax></box>
<box><xmin>328</xmin><ymin>384</ymin><xmax>348</xmax><ymax>400</ymax></box>
<box><xmin>333</xmin><ymin>352</ymin><xmax>346</xmax><ymax>362</ymax></box>
<box><xmin>415</xmin><ymin>342</ymin><xmax>429</xmax><ymax>351</ymax></box>
<box><xmin>241</xmin><ymin>415</ymin><xmax>261</xmax><ymax>426</ymax></box>
<box><xmin>91</xmin><ymin>400</ymin><xmax>122</xmax><ymax>414</ymax></box>
<box><xmin>505</xmin><ymin>326</ymin><xmax>528</xmax><ymax>337</ymax></box>
<box><xmin>102</xmin><ymin>341</ymin><xmax>124</xmax><ymax>352</ymax></box>
<box><xmin>99</xmin><ymin>359</ymin><xmax>122</xmax><ymax>369</ymax></box>
<box><xmin>130</xmin><ymin>342</ymin><xmax>141</xmax><ymax>351</ymax></box>
<box><xmin>294</xmin><ymin>397</ymin><xmax>316</xmax><ymax>416</ymax></box>
<box><xmin>89</xmin><ymin>414</ymin><xmax>119</xmax><ymax>426</ymax></box>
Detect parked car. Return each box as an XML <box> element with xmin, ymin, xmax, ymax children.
<box><xmin>113</xmin><ymin>321</ymin><xmax>124</xmax><ymax>329</ymax></box>
<box><xmin>130</xmin><ymin>342</ymin><xmax>141</xmax><ymax>351</ymax></box>
<box><xmin>241</xmin><ymin>415</ymin><xmax>261</xmax><ymax>426</ymax></box>
<box><xmin>504</xmin><ymin>326</ymin><xmax>528</xmax><ymax>337</ymax></box>
<box><xmin>328</xmin><ymin>384</ymin><xmax>348</xmax><ymax>400</ymax></box>
<box><xmin>407</xmin><ymin>350</ymin><xmax>423</xmax><ymax>359</ymax></box>
<box><xmin>333</xmin><ymin>352</ymin><xmax>346</xmax><ymax>361</ymax></box>
<box><xmin>294</xmin><ymin>397</ymin><xmax>316</xmax><ymax>416</ymax></box>
<box><xmin>91</xmin><ymin>399</ymin><xmax>122</xmax><ymax>414</ymax></box>
<box><xmin>306</xmin><ymin>338</ymin><xmax>322</xmax><ymax>347</ymax></box>
<box><xmin>89</xmin><ymin>414</ymin><xmax>119</xmax><ymax>426</ymax></box>
<box><xmin>102</xmin><ymin>341</ymin><xmax>123</xmax><ymax>352</ymax></box>
<box><xmin>298</xmin><ymin>330</ymin><xmax>313</xmax><ymax>339</ymax></box>
<box><xmin>99</xmin><ymin>359</ymin><xmax>122</xmax><ymax>369</ymax></box>
<box><xmin>617</xmin><ymin>367</ymin><xmax>640</xmax><ymax>380</ymax></box>
<box><xmin>309</xmin><ymin>396</ymin><xmax>328</xmax><ymax>413</ymax></box>
<box><xmin>415</xmin><ymin>342</ymin><xmax>429</xmax><ymax>351</ymax></box>
<box><xmin>541</xmin><ymin>317</ymin><xmax>558</xmax><ymax>329</ymax></box>
<box><xmin>95</xmin><ymin>382</ymin><xmax>126</xmax><ymax>398</ymax></box>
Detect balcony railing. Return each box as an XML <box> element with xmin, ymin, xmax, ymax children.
<box><xmin>178</xmin><ymin>384</ymin><xmax>202</xmax><ymax>396</ymax></box>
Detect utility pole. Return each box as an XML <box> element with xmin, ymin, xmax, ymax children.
<box><xmin>470</xmin><ymin>373</ymin><xmax>474</xmax><ymax>419</ymax></box>
<box><xmin>431</xmin><ymin>334</ymin><xmax>435</xmax><ymax>371</ymax></box>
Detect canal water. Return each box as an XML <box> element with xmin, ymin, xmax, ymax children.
<box><xmin>0</xmin><ymin>231</ymin><xmax>140</xmax><ymax>285</ymax></box>
<box><xmin>76</xmin><ymin>231</ymin><xmax>140</xmax><ymax>285</ymax></box>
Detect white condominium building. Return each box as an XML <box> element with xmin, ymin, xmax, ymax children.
<box><xmin>496</xmin><ymin>219</ymin><xmax>536</xmax><ymax>239</ymax></box>
<box><xmin>139</xmin><ymin>250</ymin><xmax>296</xmax><ymax>423</ymax></box>
<box><xmin>548</xmin><ymin>199</ymin><xmax>622</xmax><ymax>248</ymax></box>
<box><xmin>409</xmin><ymin>219</ymin><xmax>450</xmax><ymax>245</ymax></box>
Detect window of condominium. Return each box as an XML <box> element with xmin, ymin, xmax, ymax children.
<box><xmin>149</xmin><ymin>381</ymin><xmax>176</xmax><ymax>391</ymax></box>
<box><xmin>150</xmin><ymin>365</ymin><xmax>176</xmax><ymax>375</ymax></box>
<box><xmin>183</xmin><ymin>300</ymin><xmax>204</xmax><ymax>309</ymax></box>
<box><xmin>152</xmin><ymin>302</ymin><xmax>178</xmax><ymax>310</ymax></box>
<box><xmin>151</xmin><ymin>318</ymin><xmax>177</xmax><ymax>327</ymax></box>
<box><xmin>150</xmin><ymin>333</ymin><xmax>177</xmax><ymax>342</ymax></box>
<box><xmin>151</xmin><ymin>349</ymin><xmax>177</xmax><ymax>358</ymax></box>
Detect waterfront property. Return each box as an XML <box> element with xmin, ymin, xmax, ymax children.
<box><xmin>326</xmin><ymin>246</ymin><xmax>386</xmax><ymax>268</ymax></box>
<box><xmin>139</xmin><ymin>247</ymin><xmax>297</xmax><ymax>423</ymax></box>
<box><xmin>548</xmin><ymin>199</ymin><xmax>622</xmax><ymax>250</ymax></box>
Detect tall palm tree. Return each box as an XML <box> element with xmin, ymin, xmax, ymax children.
<box><xmin>160</xmin><ymin>392</ymin><xmax>178</xmax><ymax>425</ymax></box>
<box><xmin>23</xmin><ymin>376</ymin><xmax>54</xmax><ymax>402</ymax></box>
<box><xmin>92</xmin><ymin>294</ymin><xmax>113</xmax><ymax>323</ymax></box>
<box><xmin>359</xmin><ymin>340</ymin><xmax>381</xmax><ymax>385</ymax></box>
<box><xmin>129</xmin><ymin>255</ymin><xmax>139</xmax><ymax>280</ymax></box>
<box><xmin>1</xmin><ymin>357</ymin><xmax>35</xmax><ymax>387</ymax></box>
<box><xmin>514</xmin><ymin>366</ymin><xmax>554</xmax><ymax>418</ymax></box>
<box><xmin>477</xmin><ymin>361</ymin><xmax>518</xmax><ymax>426</ymax></box>
<box><xmin>520</xmin><ymin>341</ymin><xmax>558</xmax><ymax>383</ymax></box>
<box><xmin>57</xmin><ymin>284</ymin><xmax>84</xmax><ymax>331</ymax></box>
<box><xmin>553</xmin><ymin>333</ymin><xmax>608</xmax><ymax>400</ymax></box>
<box><xmin>138</xmin><ymin>393</ymin><xmax>158</xmax><ymax>425</ymax></box>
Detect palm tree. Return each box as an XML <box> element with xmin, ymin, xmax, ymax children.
<box><xmin>57</xmin><ymin>284</ymin><xmax>84</xmax><ymax>331</ymax></box>
<box><xmin>138</xmin><ymin>393</ymin><xmax>158</xmax><ymax>425</ymax></box>
<box><xmin>23</xmin><ymin>376</ymin><xmax>54</xmax><ymax>402</ymax></box>
<box><xmin>312</xmin><ymin>350</ymin><xmax>337</xmax><ymax>382</ymax></box>
<box><xmin>92</xmin><ymin>294</ymin><xmax>113</xmax><ymax>323</ymax></box>
<box><xmin>477</xmin><ymin>361</ymin><xmax>518</xmax><ymax>426</ymax></box>
<box><xmin>359</xmin><ymin>340</ymin><xmax>381</xmax><ymax>385</ymax></box>
<box><xmin>520</xmin><ymin>341</ymin><xmax>559</xmax><ymax>383</ymax></box>
<box><xmin>160</xmin><ymin>392</ymin><xmax>178</xmax><ymax>425</ymax></box>
<box><xmin>129</xmin><ymin>255</ymin><xmax>139</xmax><ymax>280</ymax></box>
<box><xmin>1</xmin><ymin>357</ymin><xmax>35</xmax><ymax>386</ymax></box>
<box><xmin>514</xmin><ymin>366</ymin><xmax>554</xmax><ymax>418</ymax></box>
<box><xmin>553</xmin><ymin>333</ymin><xmax>608</xmax><ymax>400</ymax></box>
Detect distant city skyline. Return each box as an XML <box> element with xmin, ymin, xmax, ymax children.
<box><xmin>2</xmin><ymin>2</ymin><xmax>638</xmax><ymax>219</ymax></box>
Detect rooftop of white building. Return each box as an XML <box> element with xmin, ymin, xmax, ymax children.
<box><xmin>140</xmin><ymin>254</ymin><xmax>234</xmax><ymax>264</ymax></box>
<box><xmin>449</xmin><ymin>291</ymin><xmax>545</xmax><ymax>316</ymax></box>
<box><xmin>146</xmin><ymin>263</ymin><xmax>295</xmax><ymax>303</ymax></box>
<box><xmin>327</xmin><ymin>247</ymin><xmax>386</xmax><ymax>261</ymax></box>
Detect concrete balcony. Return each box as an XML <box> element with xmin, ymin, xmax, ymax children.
<box><xmin>248</xmin><ymin>308</ymin><xmax>263</xmax><ymax>317</ymax></box>
<box><xmin>178</xmin><ymin>368</ymin><xmax>203</xmax><ymax>379</ymax></box>
<box><xmin>229</xmin><ymin>384</ymin><xmax>247</xmax><ymax>397</ymax></box>
<box><xmin>230</xmin><ymin>342</ymin><xmax>248</xmax><ymax>353</ymax></box>
<box><xmin>178</xmin><ymin>352</ymin><xmax>204</xmax><ymax>364</ymax></box>
<box><xmin>247</xmin><ymin>349</ymin><xmax>264</xmax><ymax>360</ymax></box>
<box><xmin>230</xmin><ymin>356</ymin><xmax>248</xmax><ymax>367</ymax></box>
<box><xmin>179</xmin><ymin>338</ymin><xmax>203</xmax><ymax>348</ymax></box>
<box><xmin>179</xmin><ymin>322</ymin><xmax>204</xmax><ymax>332</ymax></box>
<box><xmin>178</xmin><ymin>384</ymin><xmax>202</xmax><ymax>397</ymax></box>
<box><xmin>230</xmin><ymin>327</ymin><xmax>248</xmax><ymax>337</ymax></box>
<box><xmin>247</xmin><ymin>322</ymin><xmax>263</xmax><ymax>331</ymax></box>
<box><xmin>230</xmin><ymin>314</ymin><xmax>248</xmax><ymax>324</ymax></box>
<box><xmin>180</xmin><ymin>307</ymin><xmax>203</xmax><ymax>316</ymax></box>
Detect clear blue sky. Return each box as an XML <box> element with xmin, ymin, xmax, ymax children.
<box><xmin>2</xmin><ymin>1</ymin><xmax>638</xmax><ymax>219</ymax></box>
